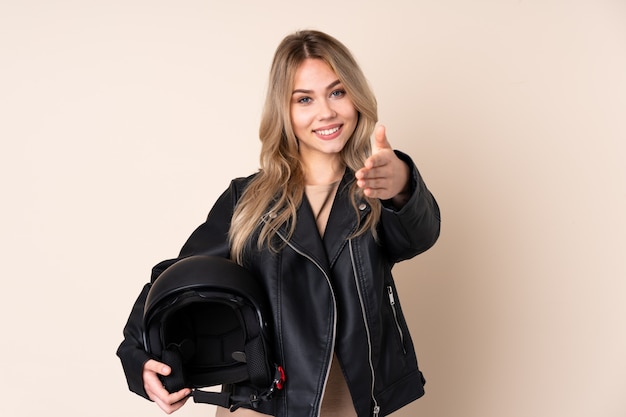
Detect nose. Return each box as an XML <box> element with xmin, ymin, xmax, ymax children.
<box><xmin>317</xmin><ymin>99</ymin><xmax>337</xmax><ymax>120</ymax></box>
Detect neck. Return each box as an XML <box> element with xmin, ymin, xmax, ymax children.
<box><xmin>302</xmin><ymin>156</ymin><xmax>345</xmax><ymax>186</ymax></box>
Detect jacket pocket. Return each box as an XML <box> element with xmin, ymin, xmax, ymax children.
<box><xmin>386</xmin><ymin>285</ymin><xmax>407</xmax><ymax>355</ymax></box>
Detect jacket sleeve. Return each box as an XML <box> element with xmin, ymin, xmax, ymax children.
<box><xmin>378</xmin><ymin>150</ymin><xmax>441</xmax><ymax>262</ymax></box>
<box><xmin>116</xmin><ymin>283</ymin><xmax>153</xmax><ymax>399</ymax></box>
<box><xmin>115</xmin><ymin>179</ymin><xmax>242</xmax><ymax>399</ymax></box>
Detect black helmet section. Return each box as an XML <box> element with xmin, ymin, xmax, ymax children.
<box><xmin>142</xmin><ymin>255</ymin><xmax>284</xmax><ymax>411</ymax></box>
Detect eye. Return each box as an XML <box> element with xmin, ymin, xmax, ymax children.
<box><xmin>296</xmin><ymin>96</ymin><xmax>312</xmax><ymax>104</ymax></box>
<box><xmin>330</xmin><ymin>89</ymin><xmax>346</xmax><ymax>98</ymax></box>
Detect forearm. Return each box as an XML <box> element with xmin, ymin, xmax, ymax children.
<box><xmin>380</xmin><ymin>151</ymin><xmax>441</xmax><ymax>260</ymax></box>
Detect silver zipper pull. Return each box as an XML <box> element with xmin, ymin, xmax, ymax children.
<box><xmin>387</xmin><ymin>286</ymin><xmax>395</xmax><ymax>305</ymax></box>
<box><xmin>373</xmin><ymin>405</ymin><xmax>380</xmax><ymax>416</ymax></box>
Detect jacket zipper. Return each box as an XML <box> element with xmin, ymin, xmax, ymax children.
<box><xmin>276</xmin><ymin>230</ymin><xmax>337</xmax><ymax>417</ymax></box>
<box><xmin>387</xmin><ymin>285</ymin><xmax>407</xmax><ymax>355</ymax></box>
<box><xmin>349</xmin><ymin>239</ymin><xmax>380</xmax><ymax>417</ymax></box>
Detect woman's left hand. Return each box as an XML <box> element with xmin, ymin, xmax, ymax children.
<box><xmin>355</xmin><ymin>125</ymin><xmax>410</xmax><ymax>204</ymax></box>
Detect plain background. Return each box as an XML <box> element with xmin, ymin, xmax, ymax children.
<box><xmin>1</xmin><ymin>1</ymin><xmax>625</xmax><ymax>416</ymax></box>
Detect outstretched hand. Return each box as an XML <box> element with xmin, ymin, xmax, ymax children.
<box><xmin>355</xmin><ymin>125</ymin><xmax>410</xmax><ymax>205</ymax></box>
<box><xmin>143</xmin><ymin>359</ymin><xmax>191</xmax><ymax>414</ymax></box>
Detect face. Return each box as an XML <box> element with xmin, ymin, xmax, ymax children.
<box><xmin>290</xmin><ymin>58</ymin><xmax>358</xmax><ymax>165</ymax></box>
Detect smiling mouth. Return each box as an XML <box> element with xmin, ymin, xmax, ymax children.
<box><xmin>314</xmin><ymin>126</ymin><xmax>341</xmax><ymax>136</ymax></box>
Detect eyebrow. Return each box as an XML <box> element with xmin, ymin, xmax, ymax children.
<box><xmin>292</xmin><ymin>79</ymin><xmax>342</xmax><ymax>95</ymax></box>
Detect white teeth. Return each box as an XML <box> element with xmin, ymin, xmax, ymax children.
<box><xmin>316</xmin><ymin>127</ymin><xmax>340</xmax><ymax>136</ymax></box>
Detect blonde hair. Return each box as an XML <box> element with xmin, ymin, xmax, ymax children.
<box><xmin>229</xmin><ymin>30</ymin><xmax>381</xmax><ymax>263</ymax></box>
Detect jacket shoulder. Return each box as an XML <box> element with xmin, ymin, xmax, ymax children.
<box><xmin>230</xmin><ymin>172</ymin><xmax>258</xmax><ymax>197</ymax></box>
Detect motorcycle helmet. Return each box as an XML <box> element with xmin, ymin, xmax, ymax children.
<box><xmin>142</xmin><ymin>255</ymin><xmax>284</xmax><ymax>410</ymax></box>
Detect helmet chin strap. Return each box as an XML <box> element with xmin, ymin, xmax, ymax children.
<box><xmin>159</xmin><ymin>339</ymin><xmax>195</xmax><ymax>393</ymax></box>
<box><xmin>159</xmin><ymin>348</ymin><xmax>186</xmax><ymax>392</ymax></box>
<box><xmin>192</xmin><ymin>364</ymin><xmax>286</xmax><ymax>412</ymax></box>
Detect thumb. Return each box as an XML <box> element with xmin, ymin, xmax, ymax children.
<box><xmin>373</xmin><ymin>125</ymin><xmax>392</xmax><ymax>152</ymax></box>
<box><xmin>145</xmin><ymin>359</ymin><xmax>171</xmax><ymax>376</ymax></box>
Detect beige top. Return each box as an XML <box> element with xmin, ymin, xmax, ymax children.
<box><xmin>216</xmin><ymin>181</ymin><xmax>356</xmax><ymax>417</ymax></box>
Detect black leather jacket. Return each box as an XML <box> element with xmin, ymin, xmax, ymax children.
<box><xmin>117</xmin><ymin>152</ymin><xmax>440</xmax><ymax>417</ymax></box>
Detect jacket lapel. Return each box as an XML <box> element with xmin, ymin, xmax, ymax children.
<box><xmin>286</xmin><ymin>194</ymin><xmax>331</xmax><ymax>272</ymax></box>
<box><xmin>323</xmin><ymin>173</ymin><xmax>371</xmax><ymax>268</ymax></box>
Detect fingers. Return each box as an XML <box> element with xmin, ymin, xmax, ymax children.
<box><xmin>143</xmin><ymin>359</ymin><xmax>191</xmax><ymax>414</ymax></box>
<box><xmin>152</xmin><ymin>390</ymin><xmax>190</xmax><ymax>414</ymax></box>
<box><xmin>356</xmin><ymin>158</ymin><xmax>398</xmax><ymax>199</ymax></box>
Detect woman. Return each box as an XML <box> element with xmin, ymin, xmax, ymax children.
<box><xmin>117</xmin><ymin>30</ymin><xmax>440</xmax><ymax>417</ymax></box>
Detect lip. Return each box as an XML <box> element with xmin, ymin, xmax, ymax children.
<box><xmin>313</xmin><ymin>124</ymin><xmax>343</xmax><ymax>140</ymax></box>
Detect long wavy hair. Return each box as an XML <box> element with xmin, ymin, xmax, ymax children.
<box><xmin>229</xmin><ymin>30</ymin><xmax>381</xmax><ymax>263</ymax></box>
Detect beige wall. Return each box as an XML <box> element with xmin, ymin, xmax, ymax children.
<box><xmin>1</xmin><ymin>1</ymin><xmax>625</xmax><ymax>416</ymax></box>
